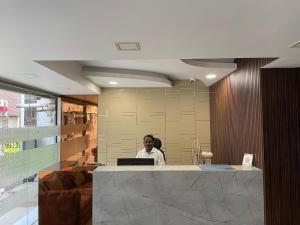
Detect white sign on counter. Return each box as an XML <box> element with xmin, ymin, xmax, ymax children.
<box><xmin>242</xmin><ymin>153</ymin><xmax>253</xmax><ymax>167</ymax></box>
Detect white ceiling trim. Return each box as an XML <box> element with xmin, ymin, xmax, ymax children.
<box><xmin>181</xmin><ymin>59</ymin><xmax>237</xmax><ymax>69</ymax></box>
<box><xmin>0</xmin><ymin>54</ymin><xmax>98</xmax><ymax>95</ymax></box>
<box><xmin>81</xmin><ymin>59</ymin><xmax>237</xmax><ymax>86</ymax></box>
<box><xmin>83</xmin><ymin>66</ymin><xmax>172</xmax><ymax>88</ymax></box>
<box><xmin>36</xmin><ymin>61</ymin><xmax>100</xmax><ymax>94</ymax></box>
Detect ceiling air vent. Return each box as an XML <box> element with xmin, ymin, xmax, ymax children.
<box><xmin>289</xmin><ymin>40</ymin><xmax>300</xmax><ymax>48</ymax></box>
<box><xmin>115</xmin><ymin>42</ymin><xmax>140</xmax><ymax>51</ymax></box>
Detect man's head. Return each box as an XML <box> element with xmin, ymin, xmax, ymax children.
<box><xmin>143</xmin><ymin>134</ymin><xmax>154</xmax><ymax>152</ymax></box>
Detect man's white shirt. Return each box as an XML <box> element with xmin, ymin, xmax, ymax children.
<box><xmin>136</xmin><ymin>147</ymin><xmax>165</xmax><ymax>165</ymax></box>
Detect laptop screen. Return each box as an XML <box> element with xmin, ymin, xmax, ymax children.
<box><xmin>117</xmin><ymin>158</ymin><xmax>154</xmax><ymax>166</ymax></box>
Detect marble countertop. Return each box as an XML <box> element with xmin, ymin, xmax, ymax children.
<box><xmin>93</xmin><ymin>164</ymin><xmax>264</xmax><ymax>225</ymax></box>
<box><xmin>94</xmin><ymin>165</ymin><xmax>261</xmax><ymax>172</ymax></box>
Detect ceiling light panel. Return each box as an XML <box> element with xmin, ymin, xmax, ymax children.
<box><xmin>115</xmin><ymin>42</ymin><xmax>140</xmax><ymax>51</ymax></box>
<box><xmin>206</xmin><ymin>74</ymin><xmax>217</xmax><ymax>79</ymax></box>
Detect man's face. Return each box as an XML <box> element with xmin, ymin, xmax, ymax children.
<box><xmin>144</xmin><ymin>137</ymin><xmax>154</xmax><ymax>151</ymax></box>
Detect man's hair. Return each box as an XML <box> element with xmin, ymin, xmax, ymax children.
<box><xmin>143</xmin><ymin>134</ymin><xmax>154</xmax><ymax>141</ymax></box>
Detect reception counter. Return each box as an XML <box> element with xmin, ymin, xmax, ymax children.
<box><xmin>93</xmin><ymin>165</ymin><xmax>263</xmax><ymax>225</ymax></box>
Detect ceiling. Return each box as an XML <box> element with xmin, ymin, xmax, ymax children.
<box><xmin>0</xmin><ymin>54</ymin><xmax>97</xmax><ymax>95</ymax></box>
<box><xmin>83</xmin><ymin>65</ymin><xmax>174</xmax><ymax>88</ymax></box>
<box><xmin>81</xmin><ymin>59</ymin><xmax>237</xmax><ymax>87</ymax></box>
<box><xmin>0</xmin><ymin>0</ymin><xmax>299</xmax><ymax>93</ymax></box>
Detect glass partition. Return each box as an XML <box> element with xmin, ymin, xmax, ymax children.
<box><xmin>0</xmin><ymin>89</ymin><xmax>59</xmax><ymax>225</ymax></box>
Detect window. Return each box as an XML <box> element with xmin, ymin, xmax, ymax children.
<box><xmin>0</xmin><ymin>87</ymin><xmax>59</xmax><ymax>224</ymax></box>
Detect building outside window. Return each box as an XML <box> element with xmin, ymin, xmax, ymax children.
<box><xmin>0</xmin><ymin>87</ymin><xmax>59</xmax><ymax>224</ymax></box>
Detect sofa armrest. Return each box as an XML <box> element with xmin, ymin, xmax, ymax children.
<box><xmin>39</xmin><ymin>190</ymin><xmax>81</xmax><ymax>225</ymax></box>
<box><xmin>84</xmin><ymin>172</ymin><xmax>93</xmax><ymax>183</ymax></box>
<box><xmin>80</xmin><ymin>170</ymin><xmax>93</xmax><ymax>183</ymax></box>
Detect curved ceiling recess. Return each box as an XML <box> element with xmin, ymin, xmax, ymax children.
<box><xmin>83</xmin><ymin>66</ymin><xmax>172</xmax><ymax>88</ymax></box>
<box><xmin>181</xmin><ymin>59</ymin><xmax>236</xmax><ymax>69</ymax></box>
<box><xmin>81</xmin><ymin>59</ymin><xmax>237</xmax><ymax>87</ymax></box>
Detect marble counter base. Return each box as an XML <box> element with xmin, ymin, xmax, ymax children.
<box><xmin>93</xmin><ymin>169</ymin><xmax>263</xmax><ymax>225</ymax></box>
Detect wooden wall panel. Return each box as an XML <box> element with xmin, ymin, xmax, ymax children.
<box><xmin>209</xmin><ymin>58</ymin><xmax>273</xmax><ymax>168</ymax></box>
<box><xmin>261</xmin><ymin>68</ymin><xmax>300</xmax><ymax>225</ymax></box>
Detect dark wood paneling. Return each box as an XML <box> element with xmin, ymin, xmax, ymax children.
<box><xmin>261</xmin><ymin>68</ymin><xmax>300</xmax><ymax>225</ymax></box>
<box><xmin>210</xmin><ymin>60</ymin><xmax>300</xmax><ymax>225</ymax></box>
<box><xmin>209</xmin><ymin>58</ymin><xmax>273</xmax><ymax>168</ymax></box>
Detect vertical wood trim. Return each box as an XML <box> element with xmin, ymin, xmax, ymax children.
<box><xmin>209</xmin><ymin>58</ymin><xmax>273</xmax><ymax>169</ymax></box>
<box><xmin>261</xmin><ymin>68</ymin><xmax>300</xmax><ymax>225</ymax></box>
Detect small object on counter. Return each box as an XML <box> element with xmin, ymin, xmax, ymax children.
<box><xmin>199</xmin><ymin>164</ymin><xmax>234</xmax><ymax>170</ymax></box>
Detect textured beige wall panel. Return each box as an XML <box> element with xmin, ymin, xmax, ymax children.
<box><xmin>99</xmin><ymin>81</ymin><xmax>210</xmax><ymax>165</ymax></box>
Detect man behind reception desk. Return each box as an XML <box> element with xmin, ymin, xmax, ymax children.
<box><xmin>136</xmin><ymin>134</ymin><xmax>165</xmax><ymax>165</ymax></box>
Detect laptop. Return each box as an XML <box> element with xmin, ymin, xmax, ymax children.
<box><xmin>117</xmin><ymin>158</ymin><xmax>154</xmax><ymax>166</ymax></box>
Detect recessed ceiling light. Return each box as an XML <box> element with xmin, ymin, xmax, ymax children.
<box><xmin>109</xmin><ymin>81</ymin><xmax>118</xmax><ymax>85</ymax></box>
<box><xmin>115</xmin><ymin>42</ymin><xmax>140</xmax><ymax>51</ymax></box>
<box><xmin>206</xmin><ymin>74</ymin><xmax>217</xmax><ymax>79</ymax></box>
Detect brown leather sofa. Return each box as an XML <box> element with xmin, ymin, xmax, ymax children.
<box><xmin>39</xmin><ymin>170</ymin><xmax>92</xmax><ymax>225</ymax></box>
